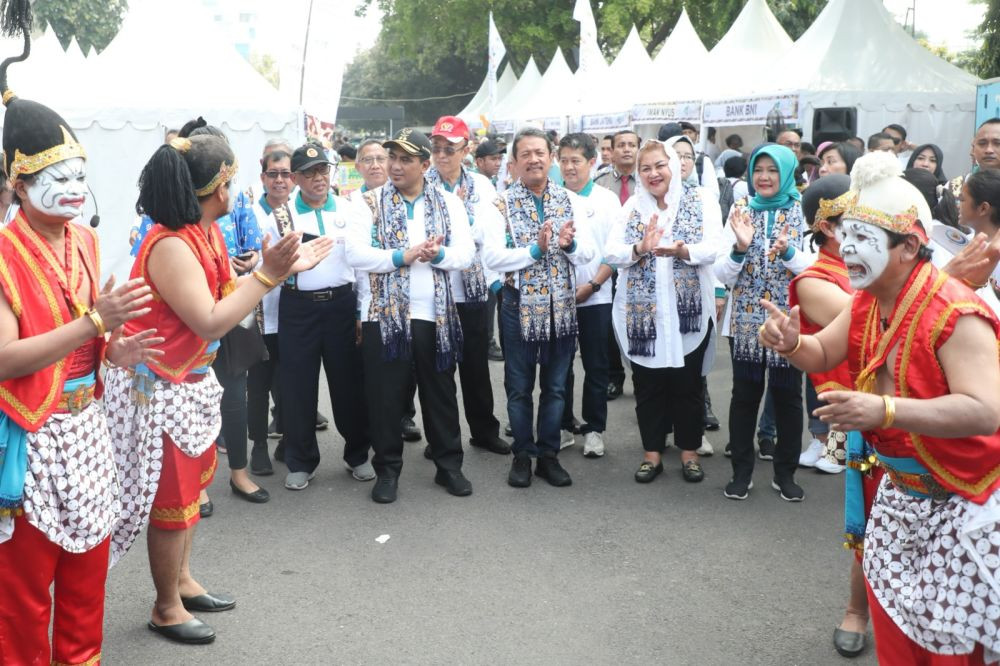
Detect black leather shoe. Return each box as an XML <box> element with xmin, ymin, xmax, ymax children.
<box><xmin>371</xmin><ymin>477</ymin><xmax>398</xmax><ymax>504</ymax></box>
<box><xmin>229</xmin><ymin>480</ymin><xmax>270</xmax><ymax>504</ymax></box>
<box><xmin>402</xmin><ymin>418</ymin><xmax>422</xmax><ymax>442</ymax></box>
<box><xmin>535</xmin><ymin>454</ymin><xmax>572</xmax><ymax>487</ymax></box>
<box><xmin>703</xmin><ymin>400</ymin><xmax>720</xmax><ymax>430</ymax></box>
<box><xmin>148</xmin><ymin>619</ymin><xmax>216</xmax><ymax>645</ymax></box>
<box><xmin>504</xmin><ymin>424</ymin><xmax>513</xmax><ymax>437</ymax></box>
<box><xmin>423</xmin><ymin>444</ymin><xmax>433</xmax><ymax>460</ymax></box>
<box><xmin>487</xmin><ymin>341</ymin><xmax>504</xmax><ymax>361</ymax></box>
<box><xmin>470</xmin><ymin>436</ymin><xmax>511</xmax><ymax>455</ymax></box>
<box><xmin>681</xmin><ymin>460</ymin><xmax>705</xmax><ymax>483</ymax></box>
<box><xmin>267</xmin><ymin>418</ymin><xmax>282</xmax><ymax>440</ymax></box>
<box><xmin>199</xmin><ymin>501</ymin><xmax>213</xmax><ymax>518</ymax></box>
<box><xmin>250</xmin><ymin>441</ymin><xmax>273</xmax><ymax>476</ymax></box>
<box><xmin>182</xmin><ymin>592</ymin><xmax>236</xmax><ymax>613</ymax></box>
<box><xmin>508</xmin><ymin>454</ymin><xmax>532</xmax><ymax>488</ymax></box>
<box><xmin>315</xmin><ymin>411</ymin><xmax>329</xmax><ymax>431</ymax></box>
<box><xmin>273</xmin><ymin>439</ymin><xmax>285</xmax><ymax>463</ymax></box>
<box><xmin>434</xmin><ymin>469</ymin><xmax>473</xmax><ymax>496</ymax></box>
<box><xmin>634</xmin><ymin>461</ymin><xmax>663</xmax><ymax>483</ymax></box>
<box><xmin>833</xmin><ymin>627</ymin><xmax>867</xmax><ymax>657</ymax></box>
<box><xmin>607</xmin><ymin>382</ymin><xmax>623</xmax><ymax>400</ymax></box>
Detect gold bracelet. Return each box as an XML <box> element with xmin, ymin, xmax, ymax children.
<box><xmin>85</xmin><ymin>308</ymin><xmax>106</xmax><ymax>337</ymax></box>
<box><xmin>962</xmin><ymin>277</ymin><xmax>988</xmax><ymax>290</ymax></box>
<box><xmin>781</xmin><ymin>335</ymin><xmax>802</xmax><ymax>356</ymax></box>
<box><xmin>881</xmin><ymin>394</ymin><xmax>896</xmax><ymax>429</ymax></box>
<box><xmin>252</xmin><ymin>270</ymin><xmax>278</xmax><ymax>289</ymax></box>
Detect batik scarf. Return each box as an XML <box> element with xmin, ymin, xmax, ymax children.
<box><xmin>370</xmin><ymin>179</ymin><xmax>463</xmax><ymax>371</ymax></box>
<box><xmin>427</xmin><ymin>166</ymin><xmax>489</xmax><ymax>304</ymax></box>
<box><xmin>498</xmin><ymin>179</ymin><xmax>577</xmax><ymax>361</ymax></box>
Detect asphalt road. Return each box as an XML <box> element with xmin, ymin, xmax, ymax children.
<box><xmin>102</xmin><ymin>339</ymin><xmax>877</xmax><ymax>665</ymax></box>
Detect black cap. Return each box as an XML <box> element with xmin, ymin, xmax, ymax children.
<box><xmin>383</xmin><ymin>128</ymin><xmax>431</xmax><ymax>159</ymax></box>
<box><xmin>801</xmin><ymin>174</ymin><xmax>852</xmax><ymax>225</ymax></box>
<box><xmin>657</xmin><ymin>122</ymin><xmax>684</xmax><ymax>142</ymax></box>
<box><xmin>291</xmin><ymin>143</ymin><xmax>331</xmax><ymax>172</ymax></box>
<box><xmin>475</xmin><ymin>138</ymin><xmax>506</xmax><ymax>159</ymax></box>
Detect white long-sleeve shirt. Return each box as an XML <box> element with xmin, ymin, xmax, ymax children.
<box><xmin>346</xmin><ymin>186</ymin><xmax>474</xmax><ymax>323</ymax></box>
<box><xmin>605</xmin><ymin>188</ymin><xmax>722</xmax><ymax>370</ymax></box>
<box><xmin>481</xmin><ymin>186</ymin><xmax>596</xmax><ymax>284</ymax></box>
<box><xmin>436</xmin><ymin>170</ymin><xmax>502</xmax><ymax>302</ymax></box>
<box><xmin>572</xmin><ymin>181</ymin><xmax>621</xmax><ymax>308</ymax></box>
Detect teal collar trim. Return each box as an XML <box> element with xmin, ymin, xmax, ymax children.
<box><xmin>404</xmin><ymin>193</ymin><xmax>425</xmax><ymax>220</ymax></box>
<box><xmin>295</xmin><ymin>191</ymin><xmax>336</xmax><ymax>214</ymax></box>
<box><xmin>360</xmin><ymin>183</ymin><xmax>369</xmax><ymax>193</ymax></box>
<box><xmin>531</xmin><ymin>193</ymin><xmax>545</xmax><ymax>221</ymax></box>
<box><xmin>578</xmin><ymin>180</ymin><xmax>595</xmax><ymax>197</ymax></box>
<box><xmin>259</xmin><ymin>197</ymin><xmax>274</xmax><ymax>215</ymax></box>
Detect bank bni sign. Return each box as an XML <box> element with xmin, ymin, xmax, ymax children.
<box><xmin>702</xmin><ymin>94</ymin><xmax>800</xmax><ymax>126</ymax></box>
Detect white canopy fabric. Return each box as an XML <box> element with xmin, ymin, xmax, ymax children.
<box><xmin>579</xmin><ymin>25</ymin><xmax>653</xmax><ymax>132</ymax></box>
<box><xmin>516</xmin><ymin>48</ymin><xmax>578</xmax><ymax>131</ymax></box>
<box><xmin>703</xmin><ymin>0</ymin><xmax>792</xmax><ymax>101</ymax></box>
<box><xmin>632</xmin><ymin>9</ymin><xmax>710</xmax><ymax>125</ymax></box>
<box><xmin>458</xmin><ymin>63</ymin><xmax>517</xmax><ymax>128</ymax></box>
<box><xmin>491</xmin><ymin>56</ymin><xmax>542</xmax><ymax>132</ymax></box>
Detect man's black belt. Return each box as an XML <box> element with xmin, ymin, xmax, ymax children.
<box><xmin>282</xmin><ymin>283</ymin><xmax>353</xmax><ymax>302</ymax></box>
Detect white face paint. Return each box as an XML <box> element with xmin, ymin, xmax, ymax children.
<box><xmin>836</xmin><ymin>220</ymin><xmax>890</xmax><ymax>289</ymax></box>
<box><xmin>26</xmin><ymin>157</ymin><xmax>87</xmax><ymax>219</ymax></box>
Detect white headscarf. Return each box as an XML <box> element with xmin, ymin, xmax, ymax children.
<box><xmin>634</xmin><ymin>139</ymin><xmax>683</xmax><ymax>235</ymax></box>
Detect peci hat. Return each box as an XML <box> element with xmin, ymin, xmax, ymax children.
<box><xmin>801</xmin><ymin>174</ymin><xmax>852</xmax><ymax>230</ymax></box>
<box><xmin>383</xmin><ymin>128</ymin><xmax>432</xmax><ymax>160</ymax></box>
<box><xmin>842</xmin><ymin>152</ymin><xmax>932</xmax><ymax>244</ymax></box>
<box><xmin>475</xmin><ymin>138</ymin><xmax>506</xmax><ymax>159</ymax></box>
<box><xmin>291</xmin><ymin>143</ymin><xmax>332</xmax><ymax>173</ymax></box>
<box><xmin>431</xmin><ymin>116</ymin><xmax>470</xmax><ymax>143</ymax></box>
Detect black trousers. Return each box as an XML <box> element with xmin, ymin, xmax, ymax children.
<box><xmin>247</xmin><ymin>333</ymin><xmax>279</xmax><ymax>445</ymax></box>
<box><xmin>278</xmin><ymin>287</ymin><xmax>369</xmax><ymax>474</ymax></box>
<box><xmin>456</xmin><ymin>301</ymin><xmax>500</xmax><ymax>441</ymax></box>
<box><xmin>728</xmin><ymin>356</ymin><xmax>802</xmax><ymax>481</ymax></box>
<box><xmin>215</xmin><ymin>364</ymin><xmax>249</xmax><ymax>470</ymax></box>
<box><xmin>632</xmin><ymin>326</ymin><xmax>711</xmax><ymax>453</ymax></box>
<box><xmin>362</xmin><ymin>320</ymin><xmax>463</xmax><ymax>478</ymax></box>
<box><xmin>607</xmin><ymin>275</ymin><xmax>626</xmax><ymax>386</ymax></box>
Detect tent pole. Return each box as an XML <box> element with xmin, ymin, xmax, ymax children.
<box><xmin>299</xmin><ymin>0</ymin><xmax>315</xmax><ymax>105</ymax></box>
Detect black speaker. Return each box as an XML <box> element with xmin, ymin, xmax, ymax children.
<box><xmin>812</xmin><ymin>107</ymin><xmax>857</xmax><ymax>144</ymax></box>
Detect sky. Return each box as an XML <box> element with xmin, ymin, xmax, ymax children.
<box><xmin>883</xmin><ymin>0</ymin><xmax>986</xmax><ymax>51</ymax></box>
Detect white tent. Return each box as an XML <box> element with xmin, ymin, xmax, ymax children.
<box><xmin>0</xmin><ymin>0</ymin><xmax>301</xmax><ymax>281</ymax></box>
<box><xmin>457</xmin><ymin>64</ymin><xmax>517</xmax><ymax>129</ymax></box>
<box><xmin>514</xmin><ymin>48</ymin><xmax>577</xmax><ymax>132</ymax></box>
<box><xmin>491</xmin><ymin>56</ymin><xmax>542</xmax><ymax>133</ymax></box>
<box><xmin>632</xmin><ymin>9</ymin><xmax>710</xmax><ymax>128</ymax></box>
<box><xmin>579</xmin><ymin>25</ymin><xmax>654</xmax><ymax>132</ymax></box>
<box><xmin>711</xmin><ymin>0</ymin><xmax>977</xmax><ymax>168</ymax></box>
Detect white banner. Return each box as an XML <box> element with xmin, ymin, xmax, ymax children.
<box><xmin>487</xmin><ymin>12</ymin><xmax>506</xmax><ymax>116</ymax></box>
<box><xmin>701</xmin><ymin>94</ymin><xmax>799</xmax><ymax>126</ymax></box>
<box><xmin>580</xmin><ymin>112</ymin><xmax>631</xmax><ymax>133</ymax></box>
<box><xmin>631</xmin><ymin>100</ymin><xmax>702</xmax><ymax>124</ymax></box>
<box><xmin>491</xmin><ymin>119</ymin><xmax>515</xmax><ymax>135</ymax></box>
<box><xmin>573</xmin><ymin>0</ymin><xmax>603</xmax><ymax>82</ymax></box>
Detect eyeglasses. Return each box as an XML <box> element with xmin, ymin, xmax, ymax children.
<box><xmin>676</xmin><ymin>154</ymin><xmax>695</xmax><ymax>163</ymax></box>
<box><xmin>264</xmin><ymin>170</ymin><xmax>293</xmax><ymax>179</ymax></box>
<box><xmin>890</xmin><ymin>137</ymin><xmax>902</xmax><ymax>145</ymax></box>
<box><xmin>300</xmin><ymin>164</ymin><xmax>331</xmax><ymax>178</ymax></box>
<box><xmin>431</xmin><ymin>144</ymin><xmax>465</xmax><ymax>156</ymax></box>
<box><xmin>359</xmin><ymin>156</ymin><xmax>387</xmax><ymax>165</ymax></box>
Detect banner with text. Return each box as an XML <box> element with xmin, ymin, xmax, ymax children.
<box><xmin>701</xmin><ymin>94</ymin><xmax>800</xmax><ymax>126</ymax></box>
<box><xmin>631</xmin><ymin>100</ymin><xmax>702</xmax><ymax>124</ymax></box>
<box><xmin>580</xmin><ymin>111</ymin><xmax>631</xmax><ymax>133</ymax></box>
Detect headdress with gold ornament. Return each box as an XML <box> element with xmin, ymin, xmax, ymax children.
<box><xmin>0</xmin><ymin>0</ymin><xmax>87</xmax><ymax>181</ymax></box>
<box><xmin>842</xmin><ymin>152</ymin><xmax>932</xmax><ymax>244</ymax></box>
<box><xmin>800</xmin><ymin>173</ymin><xmax>852</xmax><ymax>233</ymax></box>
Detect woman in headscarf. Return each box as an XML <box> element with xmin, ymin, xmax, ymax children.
<box><xmin>906</xmin><ymin>143</ymin><xmax>946</xmax><ymax>184</ymax></box>
<box><xmin>817</xmin><ymin>142</ymin><xmax>861</xmax><ymax>178</ymax></box>
<box><xmin>714</xmin><ymin>144</ymin><xmax>811</xmax><ymax>501</ymax></box>
<box><xmin>605</xmin><ymin>140</ymin><xmax>722</xmax><ymax>483</ymax></box>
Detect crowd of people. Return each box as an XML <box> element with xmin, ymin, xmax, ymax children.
<box><xmin>5</xmin><ymin>2</ymin><xmax>1000</xmax><ymax>660</ymax></box>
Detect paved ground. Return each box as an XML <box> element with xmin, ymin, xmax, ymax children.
<box><xmin>102</xmin><ymin>339</ymin><xmax>877</xmax><ymax>665</ymax></box>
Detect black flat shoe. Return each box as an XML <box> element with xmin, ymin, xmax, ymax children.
<box><xmin>634</xmin><ymin>461</ymin><xmax>663</xmax><ymax>483</ymax></box>
<box><xmin>607</xmin><ymin>382</ymin><xmax>623</xmax><ymax>400</ymax></box>
<box><xmin>199</xmin><ymin>501</ymin><xmax>213</xmax><ymax>518</ymax></box>
<box><xmin>250</xmin><ymin>441</ymin><xmax>274</xmax><ymax>476</ymax></box>
<box><xmin>833</xmin><ymin>627</ymin><xmax>867</xmax><ymax>657</ymax></box>
<box><xmin>273</xmin><ymin>439</ymin><xmax>285</xmax><ymax>463</ymax></box>
<box><xmin>182</xmin><ymin>592</ymin><xmax>236</xmax><ymax>613</ymax></box>
<box><xmin>229</xmin><ymin>480</ymin><xmax>270</xmax><ymax>504</ymax></box>
<box><xmin>147</xmin><ymin>618</ymin><xmax>216</xmax><ymax>644</ymax></box>
<box><xmin>504</xmin><ymin>424</ymin><xmax>513</xmax><ymax>437</ymax></box>
<box><xmin>401</xmin><ymin>418</ymin><xmax>422</xmax><ymax>442</ymax></box>
<box><xmin>434</xmin><ymin>469</ymin><xmax>473</xmax><ymax>496</ymax></box>
<box><xmin>423</xmin><ymin>444</ymin><xmax>433</xmax><ymax>460</ymax></box>
<box><xmin>469</xmin><ymin>436</ymin><xmax>511</xmax><ymax>455</ymax></box>
<box><xmin>371</xmin><ymin>477</ymin><xmax>398</xmax><ymax>504</ymax></box>
<box><xmin>681</xmin><ymin>460</ymin><xmax>705</xmax><ymax>483</ymax></box>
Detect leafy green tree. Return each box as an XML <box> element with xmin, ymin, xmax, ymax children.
<box><xmin>973</xmin><ymin>0</ymin><xmax>1000</xmax><ymax>78</ymax></box>
<box><xmin>34</xmin><ymin>0</ymin><xmax>128</xmax><ymax>54</ymax></box>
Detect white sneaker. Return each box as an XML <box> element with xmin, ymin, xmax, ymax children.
<box><xmin>798</xmin><ymin>438</ymin><xmax>824</xmax><ymax>467</ymax></box>
<box><xmin>696</xmin><ymin>437</ymin><xmax>714</xmax><ymax>456</ymax></box>
<box><xmin>814</xmin><ymin>456</ymin><xmax>846</xmax><ymax>474</ymax></box>
<box><xmin>560</xmin><ymin>430</ymin><xmax>576</xmax><ymax>449</ymax></box>
<box><xmin>582</xmin><ymin>432</ymin><xmax>605</xmax><ymax>458</ymax></box>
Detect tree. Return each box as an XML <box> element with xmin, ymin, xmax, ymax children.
<box><xmin>33</xmin><ymin>0</ymin><xmax>128</xmax><ymax>54</ymax></box>
<box><xmin>973</xmin><ymin>0</ymin><xmax>1000</xmax><ymax>79</ymax></box>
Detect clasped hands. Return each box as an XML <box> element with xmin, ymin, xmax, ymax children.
<box><xmin>537</xmin><ymin>220</ymin><xmax>576</xmax><ymax>253</ymax></box>
<box><xmin>402</xmin><ymin>235</ymin><xmax>446</xmax><ymax>265</ymax></box>
<box><xmin>632</xmin><ymin>213</ymin><xmax>689</xmax><ymax>259</ymax></box>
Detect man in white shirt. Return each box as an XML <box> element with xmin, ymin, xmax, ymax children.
<box><xmin>261</xmin><ymin>143</ymin><xmax>373</xmax><ymax>491</ymax></box>
<box><xmin>346</xmin><ymin>129</ymin><xmax>475</xmax><ymax>504</ymax></box>
<box><xmin>427</xmin><ymin>116</ymin><xmax>509</xmax><ymax>455</ymax></box>
<box><xmin>556</xmin><ymin>133</ymin><xmax>619</xmax><ymax>458</ymax></box>
<box><xmin>483</xmin><ymin>127</ymin><xmax>596</xmax><ymax>489</ymax></box>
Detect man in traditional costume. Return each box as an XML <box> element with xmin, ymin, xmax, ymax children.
<box><xmin>105</xmin><ymin>133</ymin><xmax>330</xmax><ymax>644</ymax></box>
<box><xmin>0</xmin><ymin>4</ymin><xmax>161</xmax><ymax>662</ymax></box>
<box><xmin>760</xmin><ymin>152</ymin><xmax>1000</xmax><ymax>664</ymax></box>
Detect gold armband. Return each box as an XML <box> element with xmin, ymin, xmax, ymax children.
<box><xmin>252</xmin><ymin>270</ymin><xmax>278</xmax><ymax>289</ymax></box>
<box><xmin>85</xmin><ymin>308</ymin><xmax>106</xmax><ymax>337</ymax></box>
<box><xmin>881</xmin><ymin>395</ymin><xmax>896</xmax><ymax>429</ymax></box>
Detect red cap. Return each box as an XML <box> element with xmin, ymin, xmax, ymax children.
<box><xmin>431</xmin><ymin>116</ymin><xmax>470</xmax><ymax>143</ymax></box>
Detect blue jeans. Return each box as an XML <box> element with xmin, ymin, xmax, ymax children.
<box><xmin>501</xmin><ymin>287</ymin><xmax>574</xmax><ymax>456</ymax></box>
<box><xmin>562</xmin><ymin>303</ymin><xmax>611</xmax><ymax>434</ymax></box>
<box><xmin>756</xmin><ymin>388</ymin><xmax>777</xmax><ymax>440</ymax></box>
<box><xmin>805</xmin><ymin>378</ymin><xmax>828</xmax><ymax>436</ymax></box>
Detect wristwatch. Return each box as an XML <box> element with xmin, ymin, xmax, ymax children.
<box><xmin>588</xmin><ymin>280</ymin><xmax>601</xmax><ymax>292</ymax></box>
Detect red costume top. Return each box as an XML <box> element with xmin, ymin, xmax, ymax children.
<box><xmin>125</xmin><ymin>222</ymin><xmax>234</xmax><ymax>382</ymax></box>
<box><xmin>0</xmin><ymin>212</ymin><xmax>105</xmax><ymax>431</ymax></box>
<box><xmin>789</xmin><ymin>245</ymin><xmax>853</xmax><ymax>393</ymax></box>
<box><xmin>848</xmin><ymin>260</ymin><xmax>1000</xmax><ymax>503</ymax></box>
